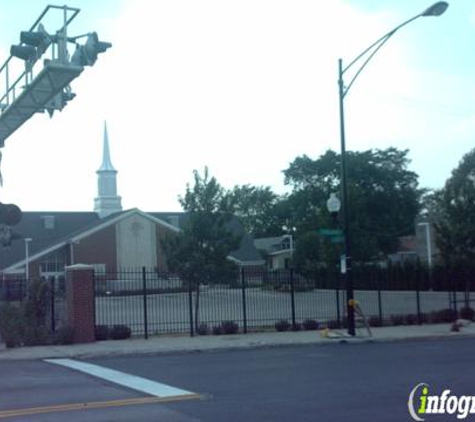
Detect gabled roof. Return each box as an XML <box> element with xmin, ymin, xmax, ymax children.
<box><xmin>1</xmin><ymin>209</ymin><xmax>263</xmax><ymax>272</ymax></box>
<box><xmin>254</xmin><ymin>236</ymin><xmax>286</xmax><ymax>253</ymax></box>
<box><xmin>150</xmin><ymin>212</ymin><xmax>264</xmax><ymax>264</ymax></box>
<box><xmin>0</xmin><ymin>209</ymin><xmax>178</xmax><ymax>272</ymax></box>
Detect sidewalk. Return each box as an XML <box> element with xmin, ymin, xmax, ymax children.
<box><xmin>1</xmin><ymin>323</ymin><xmax>474</xmax><ymax>361</ymax></box>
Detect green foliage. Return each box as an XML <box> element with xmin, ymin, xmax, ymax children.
<box><xmin>283</xmin><ymin>148</ymin><xmax>422</xmax><ymax>262</ymax></box>
<box><xmin>23</xmin><ymin>325</ymin><xmax>50</xmax><ymax>346</ymax></box>
<box><xmin>390</xmin><ymin>315</ymin><xmax>404</xmax><ymax>326</ymax></box>
<box><xmin>221</xmin><ymin>320</ymin><xmax>239</xmax><ymax>335</ymax></box>
<box><xmin>212</xmin><ymin>325</ymin><xmax>223</xmax><ymax>335</ymax></box>
<box><xmin>109</xmin><ymin>325</ymin><xmax>132</xmax><ymax>340</ymax></box>
<box><xmin>224</xmin><ymin>185</ymin><xmax>283</xmax><ymax>237</ymax></box>
<box><xmin>0</xmin><ymin>280</ymin><xmax>54</xmax><ymax>348</ymax></box>
<box><xmin>459</xmin><ymin>307</ymin><xmax>475</xmax><ymax>321</ymax></box>
<box><xmin>164</xmin><ymin>168</ymin><xmax>241</xmax><ymax>286</ymax></box>
<box><xmin>163</xmin><ymin>168</ymin><xmax>241</xmax><ymax>329</ymax></box>
<box><xmin>197</xmin><ymin>323</ymin><xmax>209</xmax><ymax>335</ymax></box>
<box><xmin>429</xmin><ymin>309</ymin><xmax>457</xmax><ymax>323</ymax></box>
<box><xmin>432</xmin><ymin>148</ymin><xmax>475</xmax><ymax>266</ymax></box>
<box><xmin>95</xmin><ymin>325</ymin><xmax>109</xmax><ymax>341</ymax></box>
<box><xmin>0</xmin><ymin>303</ymin><xmax>25</xmax><ymax>348</ymax></box>
<box><xmin>275</xmin><ymin>319</ymin><xmax>291</xmax><ymax>332</ymax></box>
<box><xmin>23</xmin><ymin>279</ymin><xmax>50</xmax><ymax>327</ymax></box>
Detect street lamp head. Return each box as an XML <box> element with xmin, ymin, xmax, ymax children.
<box><xmin>421</xmin><ymin>1</ymin><xmax>449</xmax><ymax>17</ymax></box>
<box><xmin>326</xmin><ymin>193</ymin><xmax>341</xmax><ymax>214</ymax></box>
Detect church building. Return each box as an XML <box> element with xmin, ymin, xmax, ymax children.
<box><xmin>0</xmin><ymin>123</ymin><xmax>264</xmax><ymax>281</ymax></box>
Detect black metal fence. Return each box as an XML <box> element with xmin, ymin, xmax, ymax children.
<box><xmin>93</xmin><ymin>264</ymin><xmax>475</xmax><ymax>338</ymax></box>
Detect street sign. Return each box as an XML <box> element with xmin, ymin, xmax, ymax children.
<box><xmin>318</xmin><ymin>228</ymin><xmax>343</xmax><ymax>237</ymax></box>
<box><xmin>331</xmin><ymin>235</ymin><xmax>344</xmax><ymax>244</ymax></box>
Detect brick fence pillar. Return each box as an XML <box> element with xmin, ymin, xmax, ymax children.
<box><xmin>65</xmin><ymin>264</ymin><xmax>96</xmax><ymax>343</ymax></box>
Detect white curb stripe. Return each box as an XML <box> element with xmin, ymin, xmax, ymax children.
<box><xmin>45</xmin><ymin>358</ymin><xmax>195</xmax><ymax>398</ymax></box>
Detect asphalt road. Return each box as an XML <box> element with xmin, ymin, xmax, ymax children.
<box><xmin>1</xmin><ymin>338</ymin><xmax>475</xmax><ymax>421</ymax></box>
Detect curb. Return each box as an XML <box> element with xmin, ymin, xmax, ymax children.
<box><xmin>1</xmin><ymin>329</ymin><xmax>475</xmax><ymax>361</ymax></box>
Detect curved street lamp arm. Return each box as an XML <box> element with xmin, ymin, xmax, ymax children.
<box><xmin>341</xmin><ymin>13</ymin><xmax>421</xmax><ymax>98</ymax></box>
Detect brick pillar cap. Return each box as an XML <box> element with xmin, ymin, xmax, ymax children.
<box><xmin>65</xmin><ymin>264</ymin><xmax>94</xmax><ymax>271</ymax></box>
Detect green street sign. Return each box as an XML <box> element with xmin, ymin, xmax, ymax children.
<box><xmin>330</xmin><ymin>235</ymin><xmax>345</xmax><ymax>244</ymax></box>
<box><xmin>318</xmin><ymin>228</ymin><xmax>343</xmax><ymax>237</ymax></box>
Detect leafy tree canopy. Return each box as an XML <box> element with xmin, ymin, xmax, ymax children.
<box><xmin>283</xmin><ymin>148</ymin><xmax>423</xmax><ymax>261</ymax></box>
<box><xmin>433</xmin><ymin>148</ymin><xmax>475</xmax><ymax>265</ymax></box>
<box><xmin>163</xmin><ymin>167</ymin><xmax>241</xmax><ymax>286</ymax></box>
<box><xmin>224</xmin><ymin>185</ymin><xmax>283</xmax><ymax>237</ymax></box>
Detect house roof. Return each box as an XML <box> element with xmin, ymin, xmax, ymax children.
<box><xmin>0</xmin><ymin>210</ymin><xmax>263</xmax><ymax>272</ymax></box>
<box><xmin>150</xmin><ymin>212</ymin><xmax>264</xmax><ymax>263</ymax></box>
<box><xmin>254</xmin><ymin>236</ymin><xmax>286</xmax><ymax>253</ymax></box>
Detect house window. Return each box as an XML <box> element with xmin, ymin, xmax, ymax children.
<box><xmin>40</xmin><ymin>262</ymin><xmax>64</xmax><ymax>273</ymax></box>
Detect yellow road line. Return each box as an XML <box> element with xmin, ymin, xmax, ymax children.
<box><xmin>0</xmin><ymin>394</ymin><xmax>202</xmax><ymax>419</ymax></box>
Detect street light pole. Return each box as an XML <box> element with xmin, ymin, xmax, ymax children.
<box><xmin>337</xmin><ymin>2</ymin><xmax>448</xmax><ymax>336</ymax></box>
<box><xmin>418</xmin><ymin>222</ymin><xmax>433</xmax><ymax>268</ymax></box>
<box><xmin>24</xmin><ymin>237</ymin><xmax>32</xmax><ymax>281</ymax></box>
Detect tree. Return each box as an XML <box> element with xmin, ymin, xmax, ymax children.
<box><xmin>283</xmin><ymin>148</ymin><xmax>422</xmax><ymax>262</ymax></box>
<box><xmin>162</xmin><ymin>168</ymin><xmax>241</xmax><ymax>331</ymax></box>
<box><xmin>224</xmin><ymin>185</ymin><xmax>283</xmax><ymax>237</ymax></box>
<box><xmin>433</xmin><ymin>148</ymin><xmax>475</xmax><ymax>266</ymax></box>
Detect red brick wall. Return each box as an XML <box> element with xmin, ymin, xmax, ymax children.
<box><xmin>74</xmin><ymin>225</ymin><xmax>117</xmax><ymax>272</ymax></box>
<box><xmin>66</xmin><ymin>265</ymin><xmax>95</xmax><ymax>343</ymax></box>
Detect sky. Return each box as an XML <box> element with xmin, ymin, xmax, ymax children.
<box><xmin>0</xmin><ymin>0</ymin><xmax>473</xmax><ymax>212</ymax></box>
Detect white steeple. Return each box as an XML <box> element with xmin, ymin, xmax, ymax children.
<box><xmin>94</xmin><ymin>121</ymin><xmax>122</xmax><ymax>218</ymax></box>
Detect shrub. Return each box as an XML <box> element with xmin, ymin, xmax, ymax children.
<box><xmin>390</xmin><ymin>315</ymin><xmax>404</xmax><ymax>326</ymax></box>
<box><xmin>109</xmin><ymin>325</ymin><xmax>132</xmax><ymax>340</ymax></box>
<box><xmin>221</xmin><ymin>320</ymin><xmax>239</xmax><ymax>335</ymax></box>
<box><xmin>404</xmin><ymin>314</ymin><xmax>418</xmax><ymax>326</ymax></box>
<box><xmin>275</xmin><ymin>319</ymin><xmax>290</xmax><ymax>332</ymax></box>
<box><xmin>95</xmin><ymin>325</ymin><xmax>109</xmax><ymax>341</ymax></box>
<box><xmin>432</xmin><ymin>308</ymin><xmax>457</xmax><ymax>323</ymax></box>
<box><xmin>212</xmin><ymin>325</ymin><xmax>223</xmax><ymax>335</ymax></box>
<box><xmin>0</xmin><ymin>304</ymin><xmax>25</xmax><ymax>348</ymax></box>
<box><xmin>291</xmin><ymin>323</ymin><xmax>302</xmax><ymax>332</ymax></box>
<box><xmin>197</xmin><ymin>323</ymin><xmax>209</xmax><ymax>336</ymax></box>
<box><xmin>23</xmin><ymin>280</ymin><xmax>50</xmax><ymax>327</ymax></box>
<box><xmin>368</xmin><ymin>316</ymin><xmax>382</xmax><ymax>327</ymax></box>
<box><xmin>459</xmin><ymin>307</ymin><xmax>475</xmax><ymax>321</ymax></box>
<box><xmin>52</xmin><ymin>326</ymin><xmax>76</xmax><ymax>345</ymax></box>
<box><xmin>22</xmin><ymin>325</ymin><xmax>51</xmax><ymax>346</ymax></box>
<box><xmin>302</xmin><ymin>319</ymin><xmax>319</xmax><ymax>331</ymax></box>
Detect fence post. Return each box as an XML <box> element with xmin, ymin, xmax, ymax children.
<box><xmin>188</xmin><ymin>280</ymin><xmax>194</xmax><ymax>337</ymax></box>
<box><xmin>416</xmin><ymin>267</ymin><xmax>422</xmax><ymax>325</ymax></box>
<box><xmin>241</xmin><ymin>267</ymin><xmax>247</xmax><ymax>334</ymax></box>
<box><xmin>50</xmin><ymin>276</ymin><xmax>56</xmax><ymax>332</ymax></box>
<box><xmin>290</xmin><ymin>268</ymin><xmax>296</xmax><ymax>328</ymax></box>
<box><xmin>142</xmin><ymin>267</ymin><xmax>148</xmax><ymax>340</ymax></box>
<box><xmin>377</xmin><ymin>269</ymin><xmax>383</xmax><ymax>326</ymax></box>
<box><xmin>336</xmin><ymin>272</ymin><xmax>341</xmax><ymax>328</ymax></box>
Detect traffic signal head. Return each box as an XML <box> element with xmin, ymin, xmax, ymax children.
<box><xmin>0</xmin><ymin>203</ymin><xmax>22</xmax><ymax>226</ymax></box>
<box><xmin>10</xmin><ymin>24</ymin><xmax>51</xmax><ymax>65</ymax></box>
<box><xmin>71</xmin><ymin>32</ymin><xmax>112</xmax><ymax>67</ymax></box>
